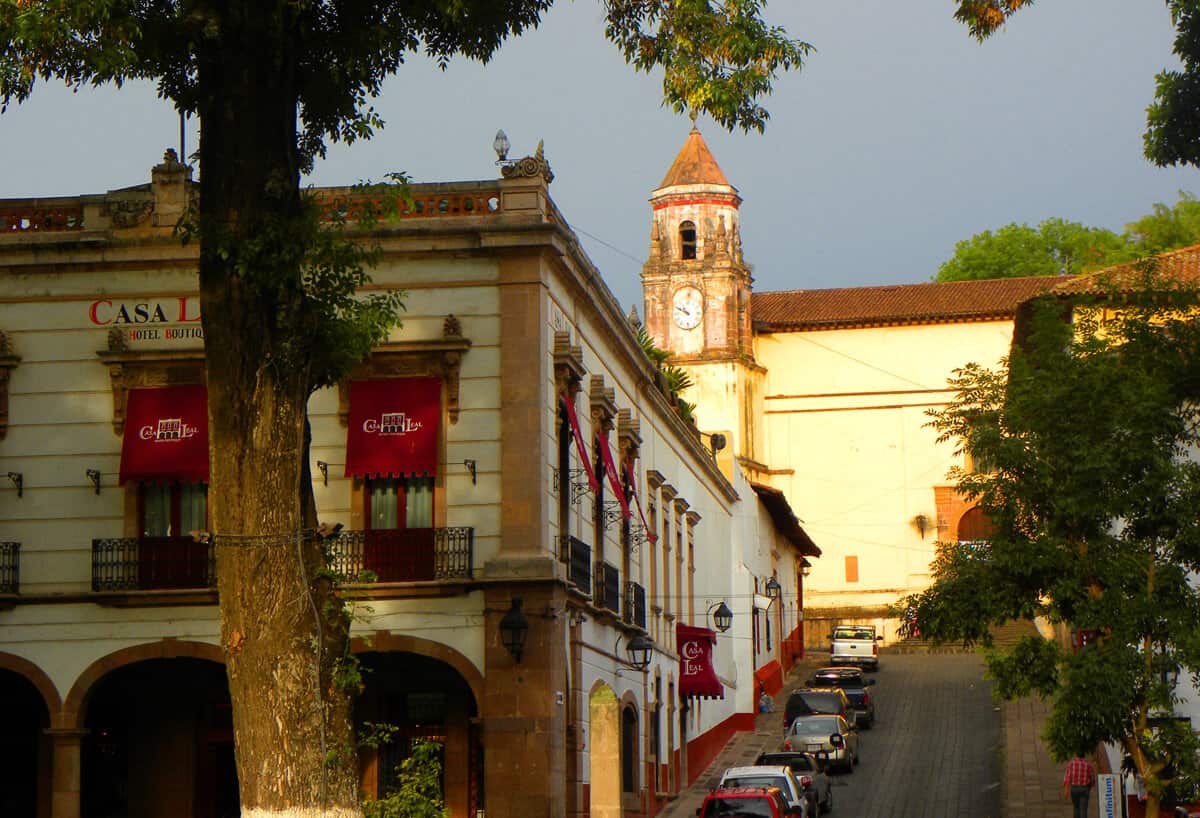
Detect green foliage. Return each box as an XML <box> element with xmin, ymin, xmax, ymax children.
<box><xmin>636</xmin><ymin>325</ymin><xmax>697</xmax><ymax>421</ymax></box>
<box><xmin>936</xmin><ymin>194</ymin><xmax>1200</xmax><ymax>283</ymax></box>
<box><xmin>936</xmin><ymin>219</ymin><xmax>1133</xmax><ymax>282</ymax></box>
<box><xmin>605</xmin><ymin>0</ymin><xmax>812</xmax><ymax>132</ymax></box>
<box><xmin>902</xmin><ymin>271</ymin><xmax>1200</xmax><ymax>804</ymax></box>
<box><xmin>363</xmin><ymin>740</ymin><xmax>448</xmax><ymax>818</ymax></box>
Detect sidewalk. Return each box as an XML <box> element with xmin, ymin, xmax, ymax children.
<box><xmin>1001</xmin><ymin>694</ymin><xmax>1066</xmax><ymax>818</ymax></box>
<box><xmin>657</xmin><ymin>653</ymin><xmax>825</xmax><ymax>818</ymax></box>
<box><xmin>656</xmin><ymin>649</ymin><xmax>1067</xmax><ymax>818</ymax></box>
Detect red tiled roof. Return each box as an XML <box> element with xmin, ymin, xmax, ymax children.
<box><xmin>1052</xmin><ymin>243</ymin><xmax>1200</xmax><ymax>295</ymax></box>
<box><xmin>657</xmin><ymin>127</ymin><xmax>733</xmax><ymax>190</ymax></box>
<box><xmin>750</xmin><ymin>482</ymin><xmax>821</xmax><ymax>557</ymax></box>
<box><xmin>752</xmin><ymin>276</ymin><xmax>1068</xmax><ymax>331</ymax></box>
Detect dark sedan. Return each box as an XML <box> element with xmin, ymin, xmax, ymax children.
<box><xmin>755</xmin><ymin>751</ymin><xmax>833</xmax><ymax>815</ymax></box>
<box><xmin>805</xmin><ymin>666</ymin><xmax>876</xmax><ymax>729</ymax></box>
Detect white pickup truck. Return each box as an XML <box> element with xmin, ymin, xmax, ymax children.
<box><xmin>829</xmin><ymin>624</ymin><xmax>879</xmax><ymax>670</ymax></box>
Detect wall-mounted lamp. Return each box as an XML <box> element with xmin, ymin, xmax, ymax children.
<box><xmin>463</xmin><ymin>459</ymin><xmax>477</xmax><ymax>485</ymax></box>
<box><xmin>801</xmin><ymin>562</ymin><xmax>812</xmax><ymax>579</ymax></box>
<box><xmin>316</xmin><ymin>461</ymin><xmax>329</xmax><ymax>486</ymax></box>
<box><xmin>708</xmin><ymin>433</ymin><xmax>727</xmax><ymax>456</ymax></box>
<box><xmin>707</xmin><ymin>600</ymin><xmax>734</xmax><ymax>633</ymax></box>
<box><xmin>912</xmin><ymin>513</ymin><xmax>931</xmax><ymax>539</ymax></box>
<box><xmin>499</xmin><ymin>597</ymin><xmax>529</xmax><ymax>663</ymax></box>
<box><xmin>616</xmin><ymin>632</ymin><xmax>654</xmax><ymax>670</ymax></box>
<box><xmin>764</xmin><ymin>576</ymin><xmax>782</xmax><ymax>600</ymax></box>
<box><xmin>6</xmin><ymin>472</ymin><xmax>22</xmax><ymax>498</ymax></box>
<box><xmin>86</xmin><ymin>469</ymin><xmax>102</xmax><ymax>495</ymax></box>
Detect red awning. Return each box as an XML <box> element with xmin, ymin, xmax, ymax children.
<box><xmin>119</xmin><ymin>385</ymin><xmax>209</xmax><ymax>484</ymax></box>
<box><xmin>345</xmin><ymin>378</ymin><xmax>441</xmax><ymax>478</ymax></box>
<box><xmin>678</xmin><ymin>623</ymin><xmax>724</xmax><ymax>700</ymax></box>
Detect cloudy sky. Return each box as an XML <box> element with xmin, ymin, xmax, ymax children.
<box><xmin>2</xmin><ymin>1</ymin><xmax>1196</xmax><ymax>311</ymax></box>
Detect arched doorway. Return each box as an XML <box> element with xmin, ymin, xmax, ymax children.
<box><xmin>0</xmin><ymin>669</ymin><xmax>51</xmax><ymax>817</ymax></box>
<box><xmin>588</xmin><ymin>684</ymin><xmax>620</xmax><ymax>818</ymax></box>
<box><xmin>355</xmin><ymin>651</ymin><xmax>481</xmax><ymax>818</ymax></box>
<box><xmin>81</xmin><ymin>657</ymin><xmax>235</xmax><ymax>818</ymax></box>
<box><xmin>956</xmin><ymin>506</ymin><xmax>995</xmax><ymax>543</ymax></box>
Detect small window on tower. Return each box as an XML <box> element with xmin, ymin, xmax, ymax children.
<box><xmin>679</xmin><ymin>221</ymin><xmax>697</xmax><ymax>259</ymax></box>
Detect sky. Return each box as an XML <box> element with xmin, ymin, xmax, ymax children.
<box><xmin>2</xmin><ymin>1</ymin><xmax>1197</xmax><ymax>313</ymax></box>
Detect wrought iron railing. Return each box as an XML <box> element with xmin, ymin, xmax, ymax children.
<box><xmin>559</xmin><ymin>535</ymin><xmax>592</xmax><ymax>596</ymax></box>
<box><xmin>595</xmin><ymin>561</ymin><xmax>620</xmax><ymax>614</ymax></box>
<box><xmin>92</xmin><ymin>537</ymin><xmax>216</xmax><ymax>591</ymax></box>
<box><xmin>0</xmin><ymin>541</ymin><xmax>19</xmax><ymax>594</ymax></box>
<box><xmin>325</xmin><ymin>527</ymin><xmax>473</xmax><ymax>582</ymax></box>
<box><xmin>624</xmin><ymin>581</ymin><xmax>647</xmax><ymax>629</ymax></box>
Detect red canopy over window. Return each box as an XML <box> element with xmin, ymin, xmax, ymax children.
<box><xmin>119</xmin><ymin>385</ymin><xmax>209</xmax><ymax>484</ymax></box>
<box><xmin>345</xmin><ymin>378</ymin><xmax>441</xmax><ymax>478</ymax></box>
<box><xmin>678</xmin><ymin>623</ymin><xmax>724</xmax><ymax>700</ymax></box>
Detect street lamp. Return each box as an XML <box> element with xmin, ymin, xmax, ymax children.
<box><xmin>499</xmin><ymin>598</ymin><xmax>529</xmax><ymax>662</ymax></box>
<box><xmin>617</xmin><ymin>632</ymin><xmax>654</xmax><ymax>670</ymax></box>
<box><xmin>493</xmin><ymin>130</ymin><xmax>511</xmax><ymax>163</ymax></box>
<box><xmin>707</xmin><ymin>600</ymin><xmax>734</xmax><ymax>633</ymax></box>
<box><xmin>765</xmin><ymin>576</ymin><xmax>782</xmax><ymax>600</ymax></box>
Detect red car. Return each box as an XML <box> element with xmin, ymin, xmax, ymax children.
<box><xmin>697</xmin><ymin>786</ymin><xmax>807</xmax><ymax>818</ymax></box>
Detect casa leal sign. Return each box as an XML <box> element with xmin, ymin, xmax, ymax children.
<box><xmin>89</xmin><ymin>297</ymin><xmax>204</xmax><ymax>343</ymax></box>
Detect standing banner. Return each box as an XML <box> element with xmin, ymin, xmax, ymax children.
<box><xmin>1097</xmin><ymin>773</ymin><xmax>1120</xmax><ymax>818</ymax></box>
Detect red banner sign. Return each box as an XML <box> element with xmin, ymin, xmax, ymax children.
<box><xmin>598</xmin><ymin>431</ymin><xmax>631</xmax><ymax>520</ymax></box>
<box><xmin>119</xmin><ymin>385</ymin><xmax>209</xmax><ymax>484</ymax></box>
<box><xmin>678</xmin><ymin>623</ymin><xmax>724</xmax><ymax>700</ymax></box>
<box><xmin>345</xmin><ymin>378</ymin><xmax>441</xmax><ymax>478</ymax></box>
<box><xmin>561</xmin><ymin>394</ymin><xmax>601</xmax><ymax>494</ymax></box>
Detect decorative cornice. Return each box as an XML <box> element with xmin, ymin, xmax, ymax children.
<box><xmin>616</xmin><ymin>408</ymin><xmax>642</xmax><ymax>466</ymax></box>
<box><xmin>96</xmin><ymin>348</ymin><xmax>205</xmax><ymax>435</ymax></box>
<box><xmin>684</xmin><ymin>510</ymin><xmax>701</xmax><ymax>529</ymax></box>
<box><xmin>645</xmin><ymin>469</ymin><xmax>666</xmax><ymax>491</ymax></box>
<box><xmin>659</xmin><ymin>483</ymin><xmax>677</xmax><ymax>503</ymax></box>
<box><xmin>588</xmin><ymin>374</ymin><xmax>617</xmax><ymax>434</ymax></box>
<box><xmin>338</xmin><ymin>315</ymin><xmax>471</xmax><ymax>426</ymax></box>
<box><xmin>674</xmin><ymin>498</ymin><xmax>690</xmax><ymax>517</ymax></box>
<box><xmin>553</xmin><ymin>331</ymin><xmax>586</xmax><ymax>397</ymax></box>
<box><xmin>501</xmin><ymin>140</ymin><xmax>554</xmax><ymax>184</ymax></box>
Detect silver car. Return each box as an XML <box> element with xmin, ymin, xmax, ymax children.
<box><xmin>782</xmin><ymin>714</ymin><xmax>859</xmax><ymax>773</ymax></box>
<box><xmin>717</xmin><ymin>765</ymin><xmax>809</xmax><ymax>817</ymax></box>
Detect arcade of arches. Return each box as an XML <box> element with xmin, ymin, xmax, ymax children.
<box><xmin>0</xmin><ymin>645</ymin><xmax>480</xmax><ymax>818</ymax></box>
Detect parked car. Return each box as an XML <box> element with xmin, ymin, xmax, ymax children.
<box><xmin>783</xmin><ymin>687</ymin><xmax>853</xmax><ymax>731</ymax></box>
<box><xmin>782</xmin><ymin>714</ymin><xmax>859</xmax><ymax>773</ymax></box>
<box><xmin>829</xmin><ymin>624</ymin><xmax>879</xmax><ymax>670</ymax></box>
<box><xmin>755</xmin><ymin>751</ymin><xmax>833</xmax><ymax>816</ymax></box>
<box><xmin>696</xmin><ymin>786</ymin><xmax>806</xmax><ymax>818</ymax></box>
<box><xmin>717</xmin><ymin>766</ymin><xmax>808</xmax><ymax>816</ymax></box>
<box><xmin>805</xmin><ymin>666</ymin><xmax>876</xmax><ymax>728</ymax></box>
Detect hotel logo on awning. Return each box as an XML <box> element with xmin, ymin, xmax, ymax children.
<box><xmin>140</xmin><ymin>417</ymin><xmax>201</xmax><ymax>441</ymax></box>
<box><xmin>363</xmin><ymin>413</ymin><xmax>424</xmax><ymax>435</ymax></box>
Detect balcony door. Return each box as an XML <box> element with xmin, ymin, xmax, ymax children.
<box><xmin>364</xmin><ymin>476</ymin><xmax>435</xmax><ymax>581</ymax></box>
<box><xmin>138</xmin><ymin>481</ymin><xmax>209</xmax><ymax>588</ymax></box>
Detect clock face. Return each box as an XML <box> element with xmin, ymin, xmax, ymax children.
<box><xmin>672</xmin><ymin>287</ymin><xmax>703</xmax><ymax>330</ymax></box>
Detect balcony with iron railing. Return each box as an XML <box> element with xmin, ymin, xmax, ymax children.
<box><xmin>595</xmin><ymin>561</ymin><xmax>620</xmax><ymax>615</ymax></box>
<box><xmin>91</xmin><ymin>527</ymin><xmax>473</xmax><ymax>592</ymax></box>
<box><xmin>623</xmin><ymin>581</ymin><xmax>647</xmax><ymax>630</ymax></box>
<box><xmin>0</xmin><ymin>541</ymin><xmax>19</xmax><ymax>594</ymax></box>
<box><xmin>559</xmin><ymin>535</ymin><xmax>592</xmax><ymax>597</ymax></box>
<box><xmin>324</xmin><ymin>527</ymin><xmax>473</xmax><ymax>583</ymax></box>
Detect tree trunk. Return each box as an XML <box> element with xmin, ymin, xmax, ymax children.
<box><xmin>196</xmin><ymin>2</ymin><xmax>361</xmax><ymax>814</ymax></box>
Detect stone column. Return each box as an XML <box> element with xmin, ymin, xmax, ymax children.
<box><xmin>45</xmin><ymin>728</ymin><xmax>88</xmax><ymax>818</ymax></box>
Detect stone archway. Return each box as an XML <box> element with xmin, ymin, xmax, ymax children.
<box><xmin>0</xmin><ymin>662</ymin><xmax>54</xmax><ymax>818</ymax></box>
<box><xmin>589</xmin><ymin>683</ymin><xmax>621</xmax><ymax>818</ymax></box>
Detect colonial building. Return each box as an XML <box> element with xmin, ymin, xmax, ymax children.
<box><xmin>0</xmin><ymin>146</ymin><xmax>816</xmax><ymax>818</ymax></box>
<box><xmin>641</xmin><ymin>128</ymin><xmax>1064</xmax><ymax>642</ymax></box>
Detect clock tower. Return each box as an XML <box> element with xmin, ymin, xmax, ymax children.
<box><xmin>641</xmin><ymin>127</ymin><xmax>764</xmax><ymax>469</ymax></box>
<box><xmin>642</xmin><ymin>126</ymin><xmax>753</xmax><ymax>361</ymax></box>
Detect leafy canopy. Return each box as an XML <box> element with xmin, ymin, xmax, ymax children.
<box><xmin>1</xmin><ymin>0</ymin><xmax>811</xmax><ymax>169</ymax></box>
<box><xmin>902</xmin><ymin>270</ymin><xmax>1200</xmax><ymax>810</ymax></box>
<box><xmin>935</xmin><ymin>193</ymin><xmax>1200</xmax><ymax>283</ymax></box>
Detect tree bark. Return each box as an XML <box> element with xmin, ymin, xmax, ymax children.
<box><xmin>196</xmin><ymin>2</ymin><xmax>361</xmax><ymax>814</ymax></box>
